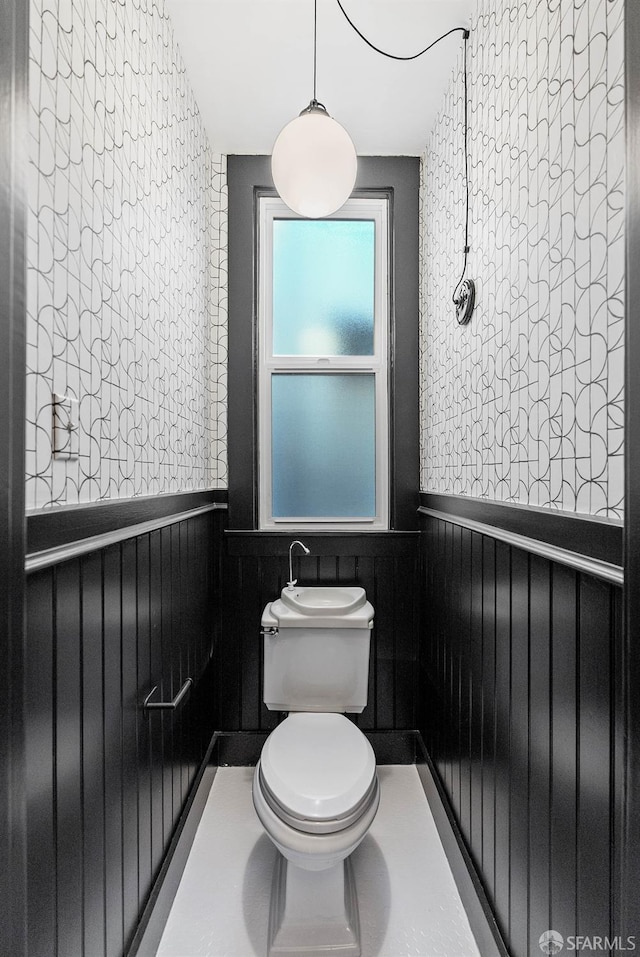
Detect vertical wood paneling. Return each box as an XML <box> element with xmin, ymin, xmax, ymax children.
<box><xmin>241</xmin><ymin>557</ymin><xmax>262</xmax><ymax>731</ymax></box>
<box><xmin>121</xmin><ymin>539</ymin><xmax>140</xmax><ymax>951</ymax></box>
<box><xmin>54</xmin><ymin>561</ymin><xmax>83</xmax><ymax>957</ymax></box>
<box><xmin>394</xmin><ymin>553</ymin><xmax>416</xmax><ymax>729</ymax></box>
<box><xmin>218</xmin><ymin>556</ymin><xmax>241</xmax><ymax>729</ymax></box>
<box><xmin>160</xmin><ymin>527</ymin><xmax>174</xmax><ymax>845</ymax></box>
<box><xmin>458</xmin><ymin>526</ymin><xmax>472</xmax><ymax>849</ymax></box>
<box><xmin>374</xmin><ymin>556</ymin><xmax>395</xmax><ymax>729</ymax></box>
<box><xmin>136</xmin><ymin>535</ymin><xmax>153</xmax><ymax>913</ymax></box>
<box><xmin>481</xmin><ymin>535</ymin><xmax>497</xmax><ymax>899</ymax></box>
<box><xmin>445</xmin><ymin>523</ymin><xmax>456</xmax><ymax>802</ymax></box>
<box><xmin>493</xmin><ymin>540</ymin><xmax>511</xmax><ymax>941</ymax></box>
<box><xmin>419</xmin><ymin>513</ymin><xmax>622</xmax><ymax>957</ymax></box>
<box><xmin>469</xmin><ymin>531</ymin><xmax>484</xmax><ymax>871</ymax></box>
<box><xmin>527</xmin><ymin>555</ymin><xmax>551</xmax><ymax>953</ymax></box>
<box><xmin>25</xmin><ymin>572</ymin><xmax>56</xmax><ymax>957</ymax></box>
<box><xmin>25</xmin><ymin>506</ymin><xmax>223</xmax><ymax>957</ymax></box>
<box><xmin>577</xmin><ymin>577</ymin><xmax>612</xmax><ymax>940</ymax></box>
<box><xmin>148</xmin><ymin>529</ymin><xmax>164</xmax><ymax>878</ymax></box>
<box><xmin>612</xmin><ymin>583</ymin><xmax>625</xmax><ymax>944</ymax></box>
<box><xmin>170</xmin><ymin>524</ymin><xmax>183</xmax><ymax>826</ymax></box>
<box><xmin>81</xmin><ymin>552</ymin><xmax>106</xmax><ymax>957</ymax></box>
<box><xmin>103</xmin><ymin>545</ymin><xmax>124</xmax><ymax>957</ymax></box>
<box><xmin>550</xmin><ymin>564</ymin><xmax>578</xmax><ymax>943</ymax></box>
<box><xmin>434</xmin><ymin>521</ymin><xmax>447</xmax><ymax>771</ymax></box>
<box><xmin>509</xmin><ymin>548</ymin><xmax>529</xmax><ymax>955</ymax></box>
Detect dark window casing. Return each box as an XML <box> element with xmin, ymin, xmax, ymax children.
<box><xmin>227</xmin><ymin>155</ymin><xmax>420</xmax><ymax>531</ymax></box>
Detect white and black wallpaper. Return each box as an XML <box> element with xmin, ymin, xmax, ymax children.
<box><xmin>420</xmin><ymin>0</ymin><xmax>624</xmax><ymax>518</ymax></box>
<box><xmin>26</xmin><ymin>0</ymin><xmax>228</xmax><ymax>509</ymax></box>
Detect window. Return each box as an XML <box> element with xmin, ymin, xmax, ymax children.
<box><xmin>258</xmin><ymin>197</ymin><xmax>389</xmax><ymax>530</ymax></box>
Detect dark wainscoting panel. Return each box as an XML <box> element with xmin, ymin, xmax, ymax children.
<box><xmin>420</xmin><ymin>492</ymin><xmax>623</xmax><ymax>566</ymax></box>
<box><xmin>220</xmin><ymin>532</ymin><xmax>420</xmax><ymax>732</ymax></box>
<box><xmin>25</xmin><ymin>504</ymin><xmax>225</xmax><ymax>957</ymax></box>
<box><xmin>26</xmin><ymin>489</ymin><xmax>228</xmax><ymax>553</ymax></box>
<box><xmin>419</xmin><ymin>509</ymin><xmax>624</xmax><ymax>957</ymax></box>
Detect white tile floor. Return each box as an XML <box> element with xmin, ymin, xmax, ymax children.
<box><xmin>156</xmin><ymin>766</ymin><xmax>481</xmax><ymax>957</ymax></box>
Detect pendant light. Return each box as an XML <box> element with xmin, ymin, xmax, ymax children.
<box><xmin>271</xmin><ymin>0</ymin><xmax>357</xmax><ymax>219</ymax></box>
<box><xmin>271</xmin><ymin>0</ymin><xmax>474</xmax><ymax>323</ymax></box>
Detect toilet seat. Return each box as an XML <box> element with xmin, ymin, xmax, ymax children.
<box><xmin>258</xmin><ymin>765</ymin><xmax>378</xmax><ymax>834</ymax></box>
<box><xmin>259</xmin><ymin>713</ymin><xmax>377</xmax><ymax>829</ymax></box>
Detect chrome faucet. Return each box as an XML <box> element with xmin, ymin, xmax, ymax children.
<box><xmin>287</xmin><ymin>540</ymin><xmax>310</xmax><ymax>591</ymax></box>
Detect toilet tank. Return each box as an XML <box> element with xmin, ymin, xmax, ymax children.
<box><xmin>261</xmin><ymin>588</ymin><xmax>374</xmax><ymax>714</ymax></box>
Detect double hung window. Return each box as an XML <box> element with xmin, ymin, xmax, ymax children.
<box><xmin>258</xmin><ymin>196</ymin><xmax>389</xmax><ymax>530</ymax></box>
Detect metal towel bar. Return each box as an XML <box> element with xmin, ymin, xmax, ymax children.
<box><xmin>143</xmin><ymin>677</ymin><xmax>193</xmax><ymax>712</ymax></box>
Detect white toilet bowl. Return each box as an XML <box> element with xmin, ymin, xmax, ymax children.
<box><xmin>252</xmin><ymin>711</ymin><xmax>380</xmax><ymax>957</ymax></box>
<box><xmin>253</xmin><ymin>712</ymin><xmax>379</xmax><ymax>871</ymax></box>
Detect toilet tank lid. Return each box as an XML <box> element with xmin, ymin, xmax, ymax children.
<box><xmin>260</xmin><ymin>712</ymin><xmax>376</xmax><ymax>821</ymax></box>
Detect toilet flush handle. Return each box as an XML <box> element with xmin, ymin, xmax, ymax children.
<box><xmin>261</xmin><ymin>626</ymin><xmax>279</xmax><ymax>639</ymax></box>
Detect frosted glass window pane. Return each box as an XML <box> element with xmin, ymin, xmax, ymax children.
<box><xmin>272</xmin><ymin>375</ymin><xmax>375</xmax><ymax>517</ymax></box>
<box><xmin>273</xmin><ymin>220</ymin><xmax>375</xmax><ymax>356</ymax></box>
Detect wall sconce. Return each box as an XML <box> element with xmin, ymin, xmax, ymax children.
<box><xmin>271</xmin><ymin>0</ymin><xmax>474</xmax><ymax>323</ymax></box>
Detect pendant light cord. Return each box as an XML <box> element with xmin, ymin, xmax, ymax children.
<box><xmin>313</xmin><ymin>0</ymin><xmax>318</xmax><ymax>101</ymax></box>
<box><xmin>452</xmin><ymin>30</ymin><xmax>470</xmax><ymax>303</ymax></box>
<box><xmin>334</xmin><ymin>0</ymin><xmax>468</xmax><ymax>61</ymax></box>
<box><xmin>333</xmin><ymin>1</ymin><xmax>471</xmax><ymax>307</ymax></box>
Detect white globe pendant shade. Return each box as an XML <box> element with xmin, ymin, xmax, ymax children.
<box><xmin>271</xmin><ymin>103</ymin><xmax>358</xmax><ymax>218</ymax></box>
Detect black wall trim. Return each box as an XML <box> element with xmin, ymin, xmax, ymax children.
<box><xmin>215</xmin><ymin>730</ymin><xmax>417</xmax><ymax>766</ymax></box>
<box><xmin>0</xmin><ymin>0</ymin><xmax>28</xmax><ymax>954</ymax></box>
<box><xmin>419</xmin><ymin>506</ymin><xmax>622</xmax><ymax>585</ymax></box>
<box><xmin>225</xmin><ymin>530</ymin><xmax>418</xmax><ymax>557</ymax></box>
<box><xmin>415</xmin><ymin>736</ymin><xmax>509</xmax><ymax>957</ymax></box>
<box><xmin>623</xmin><ymin>0</ymin><xmax>640</xmax><ymax>942</ymax></box>
<box><xmin>128</xmin><ymin>736</ymin><xmax>219</xmax><ymax>957</ymax></box>
<box><xmin>26</xmin><ymin>503</ymin><xmax>227</xmax><ymax>573</ymax></box>
<box><xmin>420</xmin><ymin>492</ymin><xmax>623</xmax><ymax>567</ymax></box>
<box><xmin>227</xmin><ymin>155</ymin><xmax>420</xmax><ymax>531</ymax></box>
<box><xmin>27</xmin><ymin>489</ymin><xmax>228</xmax><ymax>554</ymax></box>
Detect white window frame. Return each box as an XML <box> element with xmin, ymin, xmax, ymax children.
<box><xmin>257</xmin><ymin>196</ymin><xmax>389</xmax><ymax>531</ymax></box>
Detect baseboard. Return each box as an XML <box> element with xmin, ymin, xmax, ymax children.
<box><xmin>414</xmin><ymin>733</ymin><xmax>510</xmax><ymax>957</ymax></box>
<box><xmin>127</xmin><ymin>733</ymin><xmax>221</xmax><ymax>957</ymax></box>
<box><xmin>217</xmin><ymin>731</ymin><xmax>269</xmax><ymax>765</ymax></box>
<box><xmin>364</xmin><ymin>730</ymin><xmax>417</xmax><ymax>763</ymax></box>
<box><xmin>216</xmin><ymin>729</ymin><xmax>417</xmax><ymax>766</ymax></box>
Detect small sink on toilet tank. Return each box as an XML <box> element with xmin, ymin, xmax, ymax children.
<box><xmin>280</xmin><ymin>585</ymin><xmax>366</xmax><ymax>616</ymax></box>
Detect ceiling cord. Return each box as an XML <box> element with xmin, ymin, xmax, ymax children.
<box><xmin>313</xmin><ymin>0</ymin><xmax>318</xmax><ymax>102</ymax></box>
<box><xmin>452</xmin><ymin>32</ymin><xmax>471</xmax><ymax>298</ymax></box>
<box><xmin>334</xmin><ymin>0</ymin><xmax>468</xmax><ymax>61</ymax></box>
<box><xmin>332</xmin><ymin>1</ymin><xmax>474</xmax><ymax>323</ymax></box>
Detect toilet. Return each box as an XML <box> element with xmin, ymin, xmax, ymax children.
<box><xmin>252</xmin><ymin>584</ymin><xmax>379</xmax><ymax>957</ymax></box>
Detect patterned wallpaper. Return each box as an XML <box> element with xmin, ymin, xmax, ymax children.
<box><xmin>26</xmin><ymin>0</ymin><xmax>228</xmax><ymax>509</ymax></box>
<box><xmin>420</xmin><ymin>0</ymin><xmax>624</xmax><ymax>518</ymax></box>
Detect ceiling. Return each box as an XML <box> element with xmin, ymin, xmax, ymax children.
<box><xmin>165</xmin><ymin>0</ymin><xmax>474</xmax><ymax>156</ymax></box>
